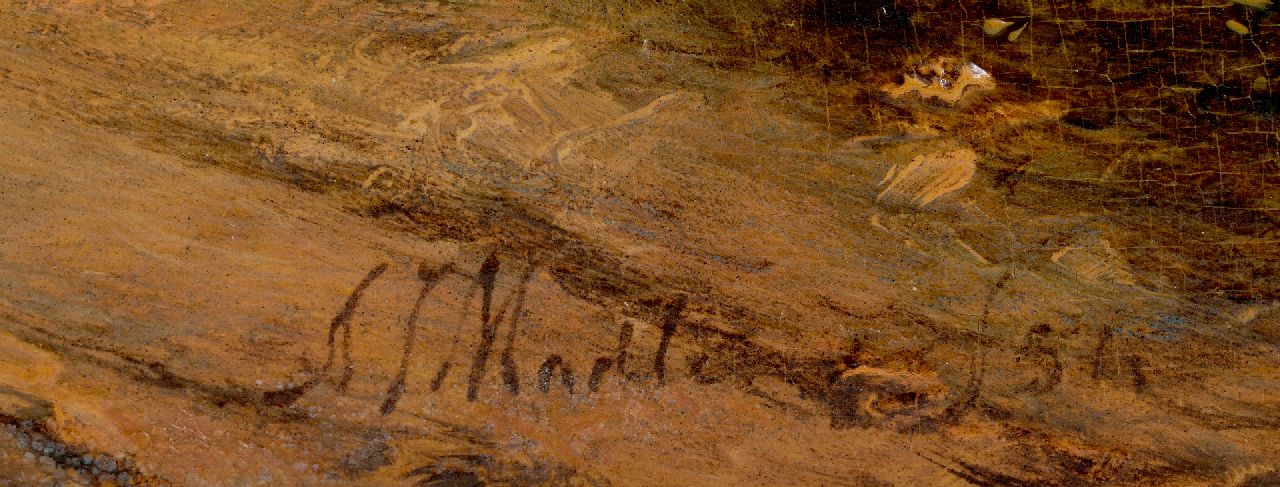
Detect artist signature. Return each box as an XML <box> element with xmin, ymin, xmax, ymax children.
<box><xmin>261</xmin><ymin>255</ymin><xmax>1156</xmax><ymax>428</ymax></box>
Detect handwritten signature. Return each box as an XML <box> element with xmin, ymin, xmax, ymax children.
<box><xmin>261</xmin><ymin>255</ymin><xmax>1155</xmax><ymax>428</ymax></box>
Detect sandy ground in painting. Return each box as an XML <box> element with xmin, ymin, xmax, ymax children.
<box><xmin>1</xmin><ymin>1</ymin><xmax>1279</xmax><ymax>485</ymax></box>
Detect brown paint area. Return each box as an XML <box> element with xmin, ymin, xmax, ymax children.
<box><xmin>1</xmin><ymin>1</ymin><xmax>1280</xmax><ymax>485</ymax></box>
